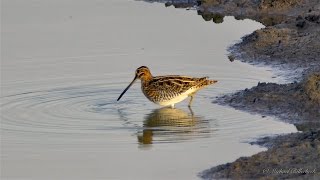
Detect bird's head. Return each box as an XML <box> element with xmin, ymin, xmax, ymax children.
<box><xmin>117</xmin><ymin>66</ymin><xmax>152</xmax><ymax>101</ymax></box>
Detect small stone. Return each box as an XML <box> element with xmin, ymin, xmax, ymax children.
<box><xmin>228</xmin><ymin>55</ymin><xmax>235</xmax><ymax>62</ymax></box>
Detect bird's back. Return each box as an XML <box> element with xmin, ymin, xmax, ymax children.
<box><xmin>141</xmin><ymin>75</ymin><xmax>217</xmax><ymax>103</ymax></box>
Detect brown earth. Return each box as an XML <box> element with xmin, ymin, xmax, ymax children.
<box><xmin>200</xmin><ymin>130</ymin><xmax>320</xmax><ymax>180</ymax></box>
<box><xmin>215</xmin><ymin>73</ymin><xmax>320</xmax><ymax>130</ymax></box>
<box><xmin>197</xmin><ymin>0</ymin><xmax>320</xmax><ymax>179</ymax></box>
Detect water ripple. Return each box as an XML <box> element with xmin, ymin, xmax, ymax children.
<box><xmin>1</xmin><ymin>84</ymin><xmax>127</xmax><ymax>134</ymax></box>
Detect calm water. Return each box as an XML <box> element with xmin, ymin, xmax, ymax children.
<box><xmin>1</xmin><ymin>0</ymin><xmax>296</xmax><ymax>179</ymax></box>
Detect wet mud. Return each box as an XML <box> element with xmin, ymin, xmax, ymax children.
<box><xmin>142</xmin><ymin>0</ymin><xmax>320</xmax><ymax>179</ymax></box>
<box><xmin>216</xmin><ymin>73</ymin><xmax>320</xmax><ymax>129</ymax></box>
<box><xmin>200</xmin><ymin>130</ymin><xmax>320</xmax><ymax>179</ymax></box>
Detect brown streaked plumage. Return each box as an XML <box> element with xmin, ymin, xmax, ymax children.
<box><xmin>117</xmin><ymin>66</ymin><xmax>218</xmax><ymax>108</ymax></box>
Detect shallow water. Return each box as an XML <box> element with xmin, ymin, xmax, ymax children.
<box><xmin>1</xmin><ymin>0</ymin><xmax>297</xmax><ymax>179</ymax></box>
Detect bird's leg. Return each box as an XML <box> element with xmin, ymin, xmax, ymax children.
<box><xmin>188</xmin><ymin>106</ymin><xmax>194</xmax><ymax>117</ymax></box>
<box><xmin>188</xmin><ymin>93</ymin><xmax>195</xmax><ymax>107</ymax></box>
<box><xmin>170</xmin><ymin>104</ymin><xmax>175</xmax><ymax>109</ymax></box>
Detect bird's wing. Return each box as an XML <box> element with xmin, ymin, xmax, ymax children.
<box><xmin>148</xmin><ymin>75</ymin><xmax>208</xmax><ymax>94</ymax></box>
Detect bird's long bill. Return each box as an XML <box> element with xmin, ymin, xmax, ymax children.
<box><xmin>117</xmin><ymin>75</ymin><xmax>138</xmax><ymax>101</ymax></box>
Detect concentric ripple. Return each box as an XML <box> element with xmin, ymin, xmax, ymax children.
<box><xmin>1</xmin><ymin>82</ymin><xmax>218</xmax><ymax>147</ymax></box>
<box><xmin>1</xmin><ymin>77</ymin><xmax>296</xmax><ymax>145</ymax></box>
<box><xmin>1</xmin><ymin>83</ymin><xmax>127</xmax><ymax>134</ymax></box>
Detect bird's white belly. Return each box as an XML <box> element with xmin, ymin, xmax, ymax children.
<box><xmin>156</xmin><ymin>88</ymin><xmax>196</xmax><ymax>106</ymax></box>
<box><xmin>157</xmin><ymin>94</ymin><xmax>188</xmax><ymax>106</ymax></box>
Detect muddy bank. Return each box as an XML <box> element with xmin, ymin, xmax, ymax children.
<box><xmin>215</xmin><ymin>73</ymin><xmax>320</xmax><ymax>130</ymax></box>
<box><xmin>142</xmin><ymin>0</ymin><xmax>320</xmax><ymax>179</ymax></box>
<box><xmin>145</xmin><ymin>0</ymin><xmax>320</xmax><ymax>79</ymax></box>
<box><xmin>200</xmin><ymin>130</ymin><xmax>320</xmax><ymax>179</ymax></box>
<box><xmin>205</xmin><ymin>74</ymin><xmax>320</xmax><ymax>179</ymax></box>
<box><xmin>196</xmin><ymin>0</ymin><xmax>320</xmax><ymax>179</ymax></box>
<box><xmin>197</xmin><ymin>0</ymin><xmax>320</xmax><ymax>79</ymax></box>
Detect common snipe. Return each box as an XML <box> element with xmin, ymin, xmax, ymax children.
<box><xmin>117</xmin><ymin>66</ymin><xmax>218</xmax><ymax>108</ymax></box>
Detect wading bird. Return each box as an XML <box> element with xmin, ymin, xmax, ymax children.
<box><xmin>117</xmin><ymin>66</ymin><xmax>218</xmax><ymax>108</ymax></box>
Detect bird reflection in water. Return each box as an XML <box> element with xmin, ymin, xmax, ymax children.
<box><xmin>137</xmin><ymin>107</ymin><xmax>211</xmax><ymax>147</ymax></box>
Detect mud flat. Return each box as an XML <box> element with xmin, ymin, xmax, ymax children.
<box><xmin>200</xmin><ymin>130</ymin><xmax>320</xmax><ymax>179</ymax></box>
<box><xmin>145</xmin><ymin>0</ymin><xmax>320</xmax><ymax>179</ymax></box>
<box><xmin>205</xmin><ymin>76</ymin><xmax>320</xmax><ymax>179</ymax></box>
<box><xmin>196</xmin><ymin>0</ymin><xmax>320</xmax><ymax>179</ymax></box>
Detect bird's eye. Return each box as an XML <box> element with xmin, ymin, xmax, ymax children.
<box><xmin>139</xmin><ymin>72</ymin><xmax>145</xmax><ymax>77</ymax></box>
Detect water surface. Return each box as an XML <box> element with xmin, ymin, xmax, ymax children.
<box><xmin>1</xmin><ymin>0</ymin><xmax>296</xmax><ymax>179</ymax></box>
